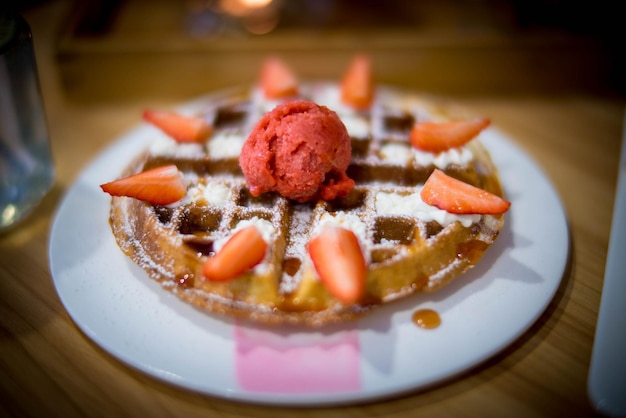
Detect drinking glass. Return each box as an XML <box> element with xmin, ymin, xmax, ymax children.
<box><xmin>0</xmin><ymin>11</ymin><xmax>54</xmax><ymax>231</ymax></box>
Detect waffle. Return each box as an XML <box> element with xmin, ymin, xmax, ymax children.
<box><xmin>108</xmin><ymin>83</ymin><xmax>507</xmax><ymax>327</ymax></box>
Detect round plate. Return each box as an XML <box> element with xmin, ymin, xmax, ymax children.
<box><xmin>49</xmin><ymin>98</ymin><xmax>569</xmax><ymax>406</ymax></box>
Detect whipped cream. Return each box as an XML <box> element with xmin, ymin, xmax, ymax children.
<box><xmin>188</xmin><ymin>180</ymin><xmax>232</xmax><ymax>206</ymax></box>
<box><xmin>208</xmin><ymin>131</ymin><xmax>245</xmax><ymax>159</ymax></box>
<box><xmin>413</xmin><ymin>147</ymin><xmax>474</xmax><ymax>169</ymax></box>
<box><xmin>309</xmin><ymin>85</ymin><xmax>354</xmax><ymax>115</ymax></box>
<box><xmin>232</xmin><ymin>217</ymin><xmax>276</xmax><ymax>245</ymax></box>
<box><xmin>380</xmin><ymin>142</ymin><xmax>412</xmax><ymax>164</ymax></box>
<box><xmin>375</xmin><ymin>189</ymin><xmax>480</xmax><ymax>227</ymax></box>
<box><xmin>149</xmin><ymin>136</ymin><xmax>204</xmax><ymax>157</ymax></box>
<box><xmin>341</xmin><ymin>114</ymin><xmax>370</xmax><ymax>139</ymax></box>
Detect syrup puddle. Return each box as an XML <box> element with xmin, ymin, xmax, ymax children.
<box><xmin>412</xmin><ymin>308</ymin><xmax>441</xmax><ymax>329</ymax></box>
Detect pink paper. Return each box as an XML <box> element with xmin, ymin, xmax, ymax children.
<box><xmin>235</xmin><ymin>324</ymin><xmax>361</xmax><ymax>393</ymax></box>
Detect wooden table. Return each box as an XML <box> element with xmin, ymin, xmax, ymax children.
<box><xmin>2</xmin><ymin>1</ymin><xmax>624</xmax><ymax>416</ymax></box>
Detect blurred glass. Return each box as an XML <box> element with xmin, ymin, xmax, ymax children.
<box><xmin>0</xmin><ymin>11</ymin><xmax>54</xmax><ymax>231</ymax></box>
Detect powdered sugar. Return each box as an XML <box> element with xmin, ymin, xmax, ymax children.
<box><xmin>108</xmin><ymin>82</ymin><xmax>502</xmax><ymax>324</ymax></box>
<box><xmin>188</xmin><ymin>180</ymin><xmax>232</xmax><ymax>207</ymax></box>
<box><xmin>375</xmin><ymin>190</ymin><xmax>480</xmax><ymax>228</ymax></box>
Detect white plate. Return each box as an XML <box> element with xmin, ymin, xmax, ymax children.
<box><xmin>49</xmin><ymin>101</ymin><xmax>569</xmax><ymax>406</ymax></box>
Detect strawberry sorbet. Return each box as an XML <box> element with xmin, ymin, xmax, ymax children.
<box><xmin>239</xmin><ymin>100</ymin><xmax>355</xmax><ymax>202</ymax></box>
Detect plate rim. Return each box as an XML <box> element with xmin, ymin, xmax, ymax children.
<box><xmin>48</xmin><ymin>91</ymin><xmax>570</xmax><ymax>406</ymax></box>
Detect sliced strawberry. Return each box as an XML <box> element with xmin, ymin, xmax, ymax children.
<box><xmin>259</xmin><ymin>57</ymin><xmax>299</xmax><ymax>99</ymax></box>
<box><xmin>203</xmin><ymin>225</ymin><xmax>268</xmax><ymax>281</ymax></box>
<box><xmin>142</xmin><ymin>110</ymin><xmax>212</xmax><ymax>143</ymax></box>
<box><xmin>308</xmin><ymin>225</ymin><xmax>366</xmax><ymax>304</ymax></box>
<box><xmin>340</xmin><ymin>54</ymin><xmax>373</xmax><ymax>110</ymax></box>
<box><xmin>101</xmin><ymin>165</ymin><xmax>186</xmax><ymax>205</ymax></box>
<box><xmin>421</xmin><ymin>169</ymin><xmax>510</xmax><ymax>214</ymax></box>
<box><xmin>410</xmin><ymin>118</ymin><xmax>491</xmax><ymax>153</ymax></box>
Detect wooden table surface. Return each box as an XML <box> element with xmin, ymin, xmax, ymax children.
<box><xmin>2</xmin><ymin>1</ymin><xmax>625</xmax><ymax>417</ymax></box>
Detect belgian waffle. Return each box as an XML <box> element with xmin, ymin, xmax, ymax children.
<box><xmin>108</xmin><ymin>83</ymin><xmax>507</xmax><ymax>327</ymax></box>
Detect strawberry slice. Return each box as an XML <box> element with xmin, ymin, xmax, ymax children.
<box><xmin>142</xmin><ymin>110</ymin><xmax>212</xmax><ymax>143</ymax></box>
<box><xmin>410</xmin><ymin>118</ymin><xmax>491</xmax><ymax>153</ymax></box>
<box><xmin>203</xmin><ymin>225</ymin><xmax>268</xmax><ymax>281</ymax></box>
<box><xmin>100</xmin><ymin>165</ymin><xmax>186</xmax><ymax>205</ymax></box>
<box><xmin>421</xmin><ymin>169</ymin><xmax>510</xmax><ymax>214</ymax></box>
<box><xmin>340</xmin><ymin>54</ymin><xmax>373</xmax><ymax>110</ymax></box>
<box><xmin>259</xmin><ymin>57</ymin><xmax>299</xmax><ymax>99</ymax></box>
<box><xmin>308</xmin><ymin>225</ymin><xmax>366</xmax><ymax>304</ymax></box>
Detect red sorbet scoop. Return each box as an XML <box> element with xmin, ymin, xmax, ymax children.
<box><xmin>239</xmin><ymin>100</ymin><xmax>355</xmax><ymax>203</ymax></box>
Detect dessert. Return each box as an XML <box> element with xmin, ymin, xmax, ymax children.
<box><xmin>239</xmin><ymin>99</ymin><xmax>355</xmax><ymax>202</ymax></box>
<box><xmin>101</xmin><ymin>56</ymin><xmax>510</xmax><ymax>327</ymax></box>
